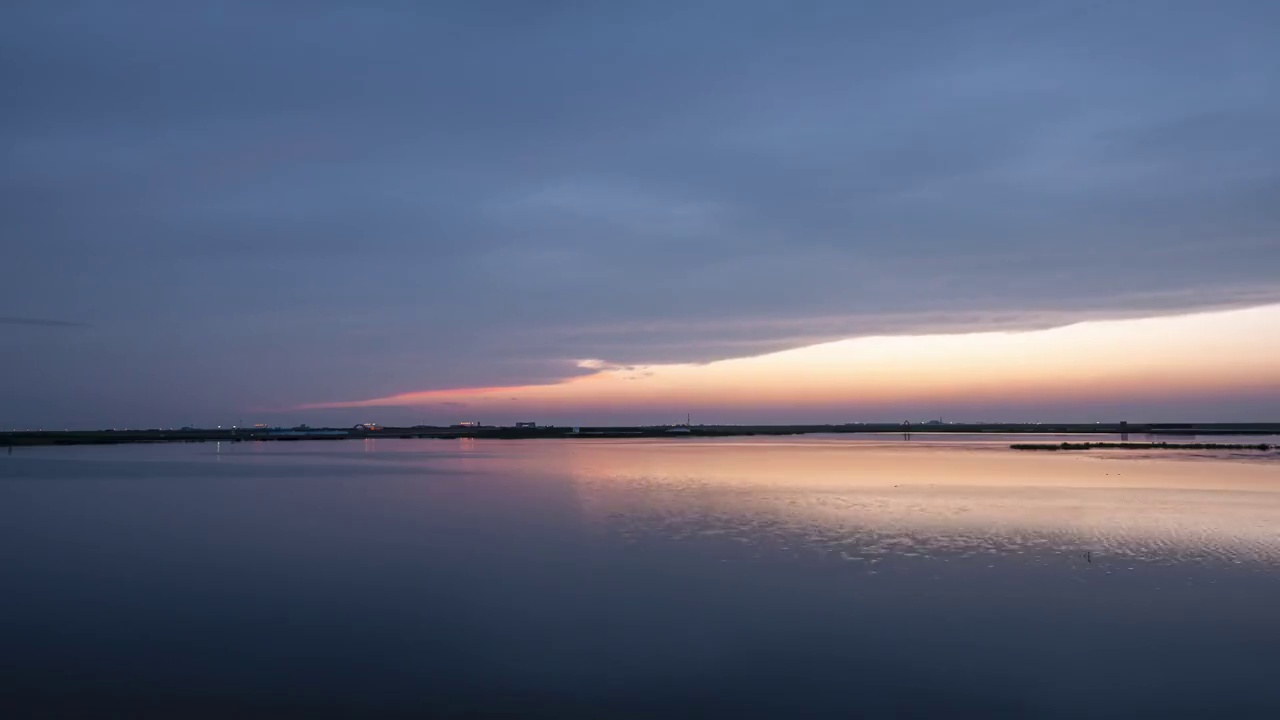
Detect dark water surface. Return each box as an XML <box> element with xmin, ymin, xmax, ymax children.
<box><xmin>2</xmin><ymin>437</ymin><xmax>1278</xmax><ymax>718</ymax></box>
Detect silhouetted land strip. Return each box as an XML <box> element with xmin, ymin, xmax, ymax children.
<box><xmin>3</xmin><ymin>422</ymin><xmax>1279</xmax><ymax>447</ymax></box>
<box><xmin>1012</xmin><ymin>442</ymin><xmax>1274</xmax><ymax>451</ymax></box>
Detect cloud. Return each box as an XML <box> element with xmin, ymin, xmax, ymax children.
<box><xmin>526</xmin><ymin>284</ymin><xmax>1280</xmax><ymax>365</ymax></box>
<box><xmin>2</xmin><ymin>1</ymin><xmax>1279</xmax><ymax>426</ymax></box>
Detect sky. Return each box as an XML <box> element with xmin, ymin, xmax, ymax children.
<box><xmin>2</xmin><ymin>0</ymin><xmax>1278</xmax><ymax>429</ymax></box>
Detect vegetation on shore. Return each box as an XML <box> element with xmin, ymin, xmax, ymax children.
<box><xmin>1011</xmin><ymin>442</ymin><xmax>1274</xmax><ymax>451</ymax></box>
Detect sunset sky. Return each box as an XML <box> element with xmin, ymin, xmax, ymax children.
<box><xmin>2</xmin><ymin>1</ymin><xmax>1278</xmax><ymax>428</ymax></box>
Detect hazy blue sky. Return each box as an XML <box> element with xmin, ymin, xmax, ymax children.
<box><xmin>2</xmin><ymin>1</ymin><xmax>1278</xmax><ymax>428</ymax></box>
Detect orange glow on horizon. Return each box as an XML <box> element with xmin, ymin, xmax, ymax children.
<box><xmin>297</xmin><ymin>304</ymin><xmax>1280</xmax><ymax>413</ymax></box>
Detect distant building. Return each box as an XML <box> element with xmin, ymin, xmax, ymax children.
<box><xmin>451</xmin><ymin>421</ymin><xmax>481</xmax><ymax>428</ymax></box>
<box><xmin>514</xmin><ymin>422</ymin><xmax>537</xmax><ymax>428</ymax></box>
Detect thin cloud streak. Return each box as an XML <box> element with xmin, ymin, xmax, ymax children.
<box><xmin>0</xmin><ymin>316</ymin><xmax>90</xmax><ymax>328</ymax></box>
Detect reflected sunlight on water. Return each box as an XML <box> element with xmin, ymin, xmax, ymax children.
<box><xmin>557</xmin><ymin>436</ymin><xmax>1280</xmax><ymax>566</ymax></box>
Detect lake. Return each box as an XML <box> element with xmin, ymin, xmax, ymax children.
<box><xmin>2</xmin><ymin>436</ymin><xmax>1278</xmax><ymax>718</ymax></box>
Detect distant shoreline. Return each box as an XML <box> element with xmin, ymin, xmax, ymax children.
<box><xmin>3</xmin><ymin>423</ymin><xmax>1279</xmax><ymax>448</ymax></box>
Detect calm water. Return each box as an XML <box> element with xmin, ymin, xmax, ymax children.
<box><xmin>2</xmin><ymin>436</ymin><xmax>1278</xmax><ymax>718</ymax></box>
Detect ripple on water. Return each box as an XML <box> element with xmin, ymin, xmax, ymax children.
<box><xmin>577</xmin><ymin>478</ymin><xmax>1280</xmax><ymax>568</ymax></box>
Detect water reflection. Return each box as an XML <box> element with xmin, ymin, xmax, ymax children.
<box><xmin>560</xmin><ymin>437</ymin><xmax>1280</xmax><ymax>566</ymax></box>
<box><xmin>2</xmin><ymin>437</ymin><xmax>1278</xmax><ymax>718</ymax></box>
